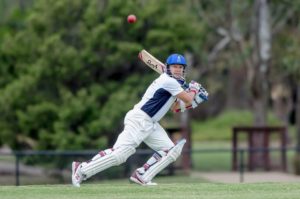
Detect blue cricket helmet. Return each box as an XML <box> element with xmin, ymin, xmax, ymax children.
<box><xmin>165</xmin><ymin>53</ymin><xmax>187</xmax><ymax>81</ymax></box>
<box><xmin>165</xmin><ymin>54</ymin><xmax>187</xmax><ymax>66</ymax></box>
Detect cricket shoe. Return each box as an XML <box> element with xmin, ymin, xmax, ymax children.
<box><xmin>72</xmin><ymin>161</ymin><xmax>84</xmax><ymax>188</ymax></box>
<box><xmin>129</xmin><ymin>170</ymin><xmax>157</xmax><ymax>186</ymax></box>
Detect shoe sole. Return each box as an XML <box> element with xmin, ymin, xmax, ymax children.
<box><xmin>130</xmin><ymin>176</ymin><xmax>144</xmax><ymax>185</ymax></box>
<box><xmin>129</xmin><ymin>176</ymin><xmax>157</xmax><ymax>186</ymax></box>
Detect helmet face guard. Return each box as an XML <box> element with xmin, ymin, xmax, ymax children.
<box><xmin>165</xmin><ymin>54</ymin><xmax>187</xmax><ymax>81</ymax></box>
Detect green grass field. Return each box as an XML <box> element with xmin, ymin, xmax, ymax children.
<box><xmin>1</xmin><ymin>178</ymin><xmax>300</xmax><ymax>199</ymax></box>
<box><xmin>192</xmin><ymin>110</ymin><xmax>287</xmax><ymax>141</ymax></box>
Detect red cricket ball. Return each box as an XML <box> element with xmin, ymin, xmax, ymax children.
<box><xmin>127</xmin><ymin>14</ymin><xmax>137</xmax><ymax>23</ymax></box>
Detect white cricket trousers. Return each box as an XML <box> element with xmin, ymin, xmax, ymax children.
<box><xmin>113</xmin><ymin>109</ymin><xmax>175</xmax><ymax>151</ymax></box>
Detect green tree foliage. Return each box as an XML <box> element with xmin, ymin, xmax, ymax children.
<box><xmin>0</xmin><ymin>0</ymin><xmax>204</xmax><ymax>150</ymax></box>
<box><xmin>272</xmin><ymin>1</ymin><xmax>300</xmax><ymax>79</ymax></box>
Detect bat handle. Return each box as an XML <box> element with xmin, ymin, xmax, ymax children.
<box><xmin>182</xmin><ymin>83</ymin><xmax>189</xmax><ymax>90</ymax></box>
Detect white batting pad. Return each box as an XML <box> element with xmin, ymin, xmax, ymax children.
<box><xmin>81</xmin><ymin>146</ymin><xmax>135</xmax><ymax>179</ymax></box>
<box><xmin>141</xmin><ymin>139</ymin><xmax>186</xmax><ymax>183</ymax></box>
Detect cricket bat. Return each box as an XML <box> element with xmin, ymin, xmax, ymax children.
<box><xmin>138</xmin><ymin>49</ymin><xmax>189</xmax><ymax>88</ymax></box>
<box><xmin>138</xmin><ymin>49</ymin><xmax>166</xmax><ymax>74</ymax></box>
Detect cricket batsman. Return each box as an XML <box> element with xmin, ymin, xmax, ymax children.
<box><xmin>72</xmin><ymin>53</ymin><xmax>208</xmax><ymax>187</ymax></box>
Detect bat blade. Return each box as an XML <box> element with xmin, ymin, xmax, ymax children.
<box><xmin>138</xmin><ymin>49</ymin><xmax>166</xmax><ymax>74</ymax></box>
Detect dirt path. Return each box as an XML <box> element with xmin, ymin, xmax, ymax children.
<box><xmin>192</xmin><ymin>171</ymin><xmax>300</xmax><ymax>183</ymax></box>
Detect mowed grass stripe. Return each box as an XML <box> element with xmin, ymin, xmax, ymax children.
<box><xmin>1</xmin><ymin>182</ymin><xmax>300</xmax><ymax>199</ymax></box>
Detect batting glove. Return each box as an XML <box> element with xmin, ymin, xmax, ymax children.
<box><xmin>194</xmin><ymin>86</ymin><xmax>209</xmax><ymax>104</ymax></box>
<box><xmin>189</xmin><ymin>80</ymin><xmax>201</xmax><ymax>95</ymax></box>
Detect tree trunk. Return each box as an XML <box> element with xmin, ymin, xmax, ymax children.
<box><xmin>296</xmin><ymin>84</ymin><xmax>300</xmax><ymax>150</ymax></box>
<box><xmin>293</xmin><ymin>83</ymin><xmax>300</xmax><ymax>174</ymax></box>
<box><xmin>250</xmin><ymin>0</ymin><xmax>271</xmax><ymax>169</ymax></box>
<box><xmin>180</xmin><ymin>52</ymin><xmax>193</xmax><ymax>172</ymax></box>
<box><xmin>180</xmin><ymin>111</ymin><xmax>191</xmax><ymax>173</ymax></box>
